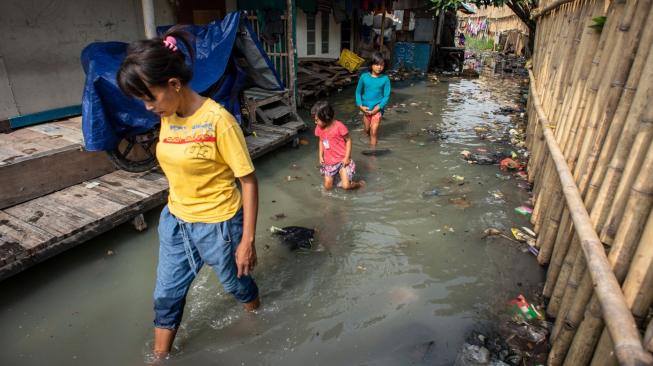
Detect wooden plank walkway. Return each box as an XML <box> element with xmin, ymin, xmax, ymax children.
<box><xmin>0</xmin><ymin>121</ymin><xmax>304</xmax><ymax>281</ymax></box>
<box><xmin>0</xmin><ymin>117</ymin><xmax>116</xmax><ymax>209</ymax></box>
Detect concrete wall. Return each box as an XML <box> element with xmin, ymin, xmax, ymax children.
<box><xmin>0</xmin><ymin>0</ymin><xmax>175</xmax><ymax>120</ymax></box>
<box><xmin>296</xmin><ymin>9</ymin><xmax>342</xmax><ymax>59</ymax></box>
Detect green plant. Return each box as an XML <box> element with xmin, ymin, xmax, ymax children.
<box><xmin>466</xmin><ymin>36</ymin><xmax>495</xmax><ymax>50</ymax></box>
<box><xmin>589</xmin><ymin>16</ymin><xmax>606</xmax><ymax>33</ymax></box>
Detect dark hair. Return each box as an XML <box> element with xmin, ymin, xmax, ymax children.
<box><xmin>311</xmin><ymin>100</ymin><xmax>334</xmax><ymax>124</ymax></box>
<box><xmin>117</xmin><ymin>27</ymin><xmax>194</xmax><ymax>100</ymax></box>
<box><xmin>371</xmin><ymin>52</ymin><xmax>385</xmax><ymax>67</ymax></box>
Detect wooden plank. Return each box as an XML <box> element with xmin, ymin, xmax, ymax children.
<box><xmin>253</xmin><ymin>124</ymin><xmax>296</xmax><ymax>136</ymax></box>
<box><xmin>28</xmin><ymin>122</ymin><xmax>83</xmax><ymax>144</ymax></box>
<box><xmin>53</xmin><ymin>185</ymin><xmax>126</xmax><ymax>218</ymax></box>
<box><xmin>0</xmin><ymin>185</ymin><xmax>168</xmax><ymax>281</ymax></box>
<box><xmin>0</xmin><ymin>211</ymin><xmax>55</xmax><ymax>252</ymax></box>
<box><xmin>0</xmin><ymin>128</ymin><xmax>76</xmax><ymax>154</ymax></box>
<box><xmin>84</xmin><ymin>182</ymin><xmax>146</xmax><ymax>206</ymax></box>
<box><xmin>4</xmin><ymin>200</ymin><xmax>85</xmax><ymax>237</ymax></box>
<box><xmin>0</xmin><ymin>112</ymin><xmax>304</xmax><ymax>280</ymax></box>
<box><xmin>263</xmin><ymin>105</ymin><xmax>291</xmax><ymax>120</ymax></box>
<box><xmin>105</xmin><ymin>170</ymin><xmax>169</xmax><ymax>194</ymax></box>
<box><xmin>0</xmin><ymin>148</ymin><xmax>116</xmax><ymax>209</ymax></box>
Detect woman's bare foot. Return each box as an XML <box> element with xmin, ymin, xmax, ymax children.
<box><xmin>243</xmin><ymin>297</ymin><xmax>260</xmax><ymax>312</ymax></box>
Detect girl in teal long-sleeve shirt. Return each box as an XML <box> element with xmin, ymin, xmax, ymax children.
<box><xmin>355</xmin><ymin>52</ymin><xmax>391</xmax><ymax>146</ymax></box>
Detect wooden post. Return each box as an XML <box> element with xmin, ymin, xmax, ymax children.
<box><xmin>141</xmin><ymin>0</ymin><xmax>156</xmax><ymax>38</ymax></box>
<box><xmin>286</xmin><ymin>0</ymin><xmax>297</xmax><ymax>111</ymax></box>
<box><xmin>379</xmin><ymin>1</ymin><xmax>386</xmax><ymax>48</ymax></box>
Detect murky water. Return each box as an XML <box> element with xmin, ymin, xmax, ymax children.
<box><xmin>0</xmin><ymin>75</ymin><xmax>543</xmax><ymax>366</ymax></box>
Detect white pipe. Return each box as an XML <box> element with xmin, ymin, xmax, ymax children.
<box><xmin>141</xmin><ymin>0</ymin><xmax>156</xmax><ymax>39</ymax></box>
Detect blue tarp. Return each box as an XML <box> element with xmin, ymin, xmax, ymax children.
<box><xmin>81</xmin><ymin>11</ymin><xmax>283</xmax><ymax>151</ymax></box>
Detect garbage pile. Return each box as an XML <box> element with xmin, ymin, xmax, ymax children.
<box><xmin>455</xmin><ymin>295</ymin><xmax>549</xmax><ymax>365</ymax></box>
<box><xmin>493</xmin><ymin>54</ymin><xmax>528</xmax><ymax>77</ymax></box>
<box><xmin>387</xmin><ymin>68</ymin><xmax>431</xmax><ymax>82</ymax></box>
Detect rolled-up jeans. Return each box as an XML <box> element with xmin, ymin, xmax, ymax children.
<box><xmin>153</xmin><ymin>205</ymin><xmax>259</xmax><ymax>330</ymax></box>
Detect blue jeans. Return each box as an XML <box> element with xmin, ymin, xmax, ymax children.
<box><xmin>153</xmin><ymin>206</ymin><xmax>259</xmax><ymax>330</ymax></box>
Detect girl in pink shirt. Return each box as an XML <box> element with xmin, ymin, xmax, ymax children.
<box><xmin>312</xmin><ymin>101</ymin><xmax>365</xmax><ymax>191</ymax></box>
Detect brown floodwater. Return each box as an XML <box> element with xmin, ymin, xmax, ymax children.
<box><xmin>0</xmin><ymin>74</ymin><xmax>543</xmax><ymax>366</ymax></box>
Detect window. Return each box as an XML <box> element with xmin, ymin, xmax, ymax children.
<box><xmin>306</xmin><ymin>14</ymin><xmax>316</xmax><ymax>55</ymax></box>
<box><xmin>321</xmin><ymin>12</ymin><xmax>330</xmax><ymax>54</ymax></box>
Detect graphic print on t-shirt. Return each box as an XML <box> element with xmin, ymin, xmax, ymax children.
<box><xmin>162</xmin><ymin>111</ymin><xmax>219</xmax><ymax>159</ymax></box>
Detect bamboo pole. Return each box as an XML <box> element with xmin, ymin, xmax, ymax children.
<box><xmin>541</xmin><ymin>0</ymin><xmax>623</xmax><ymax>306</ymax></box>
<box><xmin>543</xmin><ymin>210</ymin><xmax>574</xmax><ymax>298</ymax></box>
<box><xmin>548</xmin><ymin>3</ymin><xmax>653</xmax><ymax>361</ymax></box>
<box><xmin>590</xmin><ymin>211</ymin><xmax>653</xmax><ymax>365</ymax></box>
<box><xmin>583</xmin><ymin>31</ymin><xmax>653</xmax><ymax>224</ymax></box>
<box><xmin>573</xmin><ymin>0</ymin><xmax>651</xmax><ymax>197</ymax></box>
<box><xmin>564</xmin><ymin>140</ymin><xmax>653</xmax><ymax>364</ymax></box>
<box><xmin>536</xmin><ymin>0</ymin><xmax>623</xmax><ymax>263</ymax></box>
<box><xmin>529</xmin><ymin>68</ymin><xmax>653</xmax><ymax>366</ymax></box>
<box><xmin>646</xmin><ymin>319</ymin><xmax>653</xmax><ymax>353</ymax></box>
<box><xmin>550</xmin><ymin>244</ymin><xmax>585</xmax><ymax>340</ymax></box>
<box><xmin>535</xmin><ymin>1</ymin><xmax>605</xmax><ymax>264</ymax></box>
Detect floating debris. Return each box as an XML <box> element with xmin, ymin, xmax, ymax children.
<box><xmin>270</xmin><ymin>226</ymin><xmax>315</xmax><ymax>250</ymax></box>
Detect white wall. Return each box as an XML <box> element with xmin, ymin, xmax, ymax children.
<box><xmin>296</xmin><ymin>9</ymin><xmax>342</xmax><ymax>59</ymax></box>
<box><xmin>0</xmin><ymin>0</ymin><xmax>175</xmax><ymax>119</ymax></box>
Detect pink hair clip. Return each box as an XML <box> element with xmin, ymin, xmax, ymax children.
<box><xmin>163</xmin><ymin>36</ymin><xmax>177</xmax><ymax>52</ymax></box>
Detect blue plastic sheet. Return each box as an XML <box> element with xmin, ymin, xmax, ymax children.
<box><xmin>81</xmin><ymin>11</ymin><xmax>283</xmax><ymax>151</ymax></box>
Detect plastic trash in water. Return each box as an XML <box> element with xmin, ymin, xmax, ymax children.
<box><xmin>455</xmin><ymin>343</ymin><xmax>490</xmax><ymax>365</ymax></box>
<box><xmin>421</xmin><ymin>188</ymin><xmax>441</xmax><ymax>198</ymax></box>
<box><xmin>511</xmin><ymin>228</ymin><xmax>536</xmax><ymax>247</ymax></box>
<box><xmin>514</xmin><ymin>206</ymin><xmax>533</xmax><ymax>216</ymax></box>
<box><xmin>509</xmin><ymin>295</ymin><xmax>542</xmax><ymax>321</ymax></box>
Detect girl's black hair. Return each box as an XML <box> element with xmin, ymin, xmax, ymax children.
<box><xmin>311</xmin><ymin>100</ymin><xmax>334</xmax><ymax>124</ymax></box>
<box><xmin>371</xmin><ymin>52</ymin><xmax>385</xmax><ymax>67</ymax></box>
<box><xmin>117</xmin><ymin>27</ymin><xmax>194</xmax><ymax>100</ymax></box>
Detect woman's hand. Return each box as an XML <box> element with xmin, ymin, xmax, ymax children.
<box><xmin>370</xmin><ymin>105</ymin><xmax>381</xmax><ymax>115</ymax></box>
<box><xmin>342</xmin><ymin>157</ymin><xmax>350</xmax><ymax>166</ymax></box>
<box><xmin>360</xmin><ymin>106</ymin><xmax>369</xmax><ymax>114</ymax></box>
<box><xmin>237</xmin><ymin>173</ymin><xmax>258</xmax><ymax>278</ymax></box>
<box><xmin>235</xmin><ymin>240</ymin><xmax>257</xmax><ymax>278</ymax></box>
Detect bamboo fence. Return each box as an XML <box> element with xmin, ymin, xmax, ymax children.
<box><xmin>526</xmin><ymin>0</ymin><xmax>653</xmax><ymax>364</ymax></box>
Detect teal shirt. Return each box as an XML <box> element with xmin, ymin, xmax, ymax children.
<box><xmin>355</xmin><ymin>72</ymin><xmax>391</xmax><ymax>111</ymax></box>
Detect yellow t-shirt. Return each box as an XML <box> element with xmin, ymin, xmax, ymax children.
<box><xmin>156</xmin><ymin>98</ymin><xmax>254</xmax><ymax>223</ymax></box>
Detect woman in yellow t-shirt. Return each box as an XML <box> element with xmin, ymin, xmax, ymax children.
<box><xmin>117</xmin><ymin>29</ymin><xmax>260</xmax><ymax>358</ymax></box>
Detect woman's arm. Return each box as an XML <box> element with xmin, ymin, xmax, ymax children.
<box><xmin>236</xmin><ymin>172</ymin><xmax>258</xmax><ymax>278</ymax></box>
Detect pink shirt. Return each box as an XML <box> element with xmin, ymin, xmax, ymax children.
<box><xmin>315</xmin><ymin>120</ymin><xmax>349</xmax><ymax>165</ymax></box>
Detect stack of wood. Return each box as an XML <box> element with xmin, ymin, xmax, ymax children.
<box><xmin>297</xmin><ymin>58</ymin><xmax>360</xmax><ymax>106</ymax></box>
